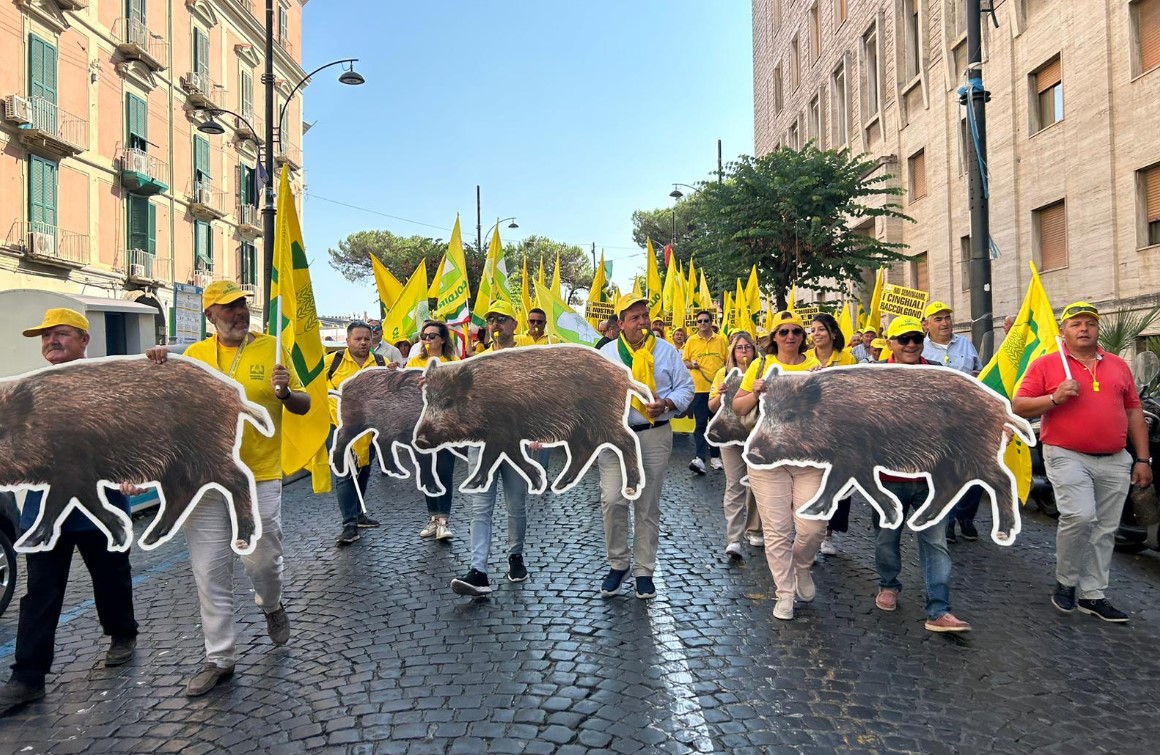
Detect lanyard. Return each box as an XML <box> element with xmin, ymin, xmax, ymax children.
<box><xmin>215</xmin><ymin>334</ymin><xmax>251</xmax><ymax>379</ymax></box>
<box><xmin>1075</xmin><ymin>357</ymin><xmax>1100</xmax><ymax>392</ymax></box>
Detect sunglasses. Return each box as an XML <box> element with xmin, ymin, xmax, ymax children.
<box><xmin>1063</xmin><ymin>305</ymin><xmax>1098</xmax><ymax>318</ymax></box>
<box><xmin>893</xmin><ymin>333</ymin><xmax>923</xmax><ymax>346</ymax></box>
<box><xmin>696</xmin><ymin>318</ymin><xmax>712</xmax><ymax>324</ymax></box>
<box><xmin>370</xmin><ymin>326</ymin><xmax>382</xmax><ymax>333</ymax></box>
<box><xmin>776</xmin><ymin>328</ymin><xmax>804</xmax><ymax>337</ymax></box>
<box><xmin>527</xmin><ymin>319</ymin><xmax>546</xmax><ymax>326</ymax></box>
<box><xmin>420</xmin><ymin>332</ymin><xmax>442</xmax><ymax>341</ymax></box>
<box><xmin>485</xmin><ymin>315</ymin><xmax>511</xmax><ymax>324</ymax></box>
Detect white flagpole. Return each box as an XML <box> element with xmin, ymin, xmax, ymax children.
<box><xmin>275</xmin><ymin>294</ymin><xmax>284</xmax><ymax>360</ymax></box>
<box><xmin>1055</xmin><ymin>335</ymin><xmax>1072</xmax><ymax>380</ymax></box>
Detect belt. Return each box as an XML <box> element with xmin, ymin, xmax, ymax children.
<box><xmin>630</xmin><ymin>420</ymin><xmax>670</xmax><ymax>433</ymax></box>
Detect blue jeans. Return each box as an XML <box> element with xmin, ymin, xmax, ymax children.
<box><xmin>466</xmin><ymin>451</ymin><xmax>528</xmax><ymax>575</ymax></box>
<box><xmin>875</xmin><ymin>480</ymin><xmax>953</xmax><ymax>620</ymax></box>
<box><xmin>335</xmin><ymin>464</ymin><xmax>371</xmax><ymax>528</ymax></box>
<box><xmin>690</xmin><ymin>393</ymin><xmax>719</xmax><ymax>462</ymax></box>
<box><xmin>425</xmin><ymin>449</ymin><xmax>456</xmax><ymax>517</ymax></box>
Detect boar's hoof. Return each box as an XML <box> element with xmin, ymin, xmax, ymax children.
<box><xmin>623</xmin><ymin>487</ymin><xmax>638</xmax><ymax>498</ymax></box>
<box><xmin>994</xmin><ymin>530</ymin><xmax>1012</xmax><ymax>542</ymax></box>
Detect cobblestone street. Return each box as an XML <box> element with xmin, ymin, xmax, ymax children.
<box><xmin>3</xmin><ymin>435</ymin><xmax>1160</xmax><ymax>754</ymax></box>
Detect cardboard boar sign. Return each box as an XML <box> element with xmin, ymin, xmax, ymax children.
<box><xmin>410</xmin><ymin>345</ymin><xmax>651</xmax><ymax>499</ymax></box>
<box><xmin>0</xmin><ymin>356</ymin><xmax>272</xmax><ymax>555</ymax></box>
<box><xmin>735</xmin><ymin>364</ymin><xmax>1035</xmax><ymax>545</ymax></box>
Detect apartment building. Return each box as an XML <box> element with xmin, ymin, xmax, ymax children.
<box><xmin>0</xmin><ymin>0</ymin><xmax>307</xmax><ymax>344</ymax></box>
<box><xmin>753</xmin><ymin>0</ymin><xmax>1160</xmax><ymax>328</ymax></box>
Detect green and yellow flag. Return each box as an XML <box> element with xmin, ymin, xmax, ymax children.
<box><xmin>646</xmin><ymin>238</ymin><xmax>663</xmax><ymax>320</ymax></box>
<box><xmin>537</xmin><ymin>285</ymin><xmax>602</xmax><ymax>346</ymax></box>
<box><xmin>979</xmin><ymin>262</ymin><xmax>1058</xmax><ymax>503</ymax></box>
<box><xmin>370</xmin><ymin>255</ymin><xmax>403</xmax><ymax>312</ymax></box>
<box><xmin>269</xmin><ymin>165</ymin><xmax>331</xmax><ymax>493</ymax></box>
<box><xmin>661</xmin><ymin>251</ymin><xmax>677</xmax><ymax>314</ymax></box>
<box><xmin>433</xmin><ymin>216</ymin><xmax>471</xmax><ymax>323</ymax></box>
<box><xmin>472</xmin><ymin>225</ymin><xmax>515</xmax><ymax>329</ymax></box>
<box><xmin>587</xmin><ymin>250</ymin><xmax>609</xmax><ymax>328</ymax></box>
<box><xmin>382</xmin><ymin>262</ymin><xmax>428</xmax><ymax>346</ymax></box>
<box><xmin>521</xmin><ymin>256</ymin><xmax>534</xmax><ymax>320</ymax></box>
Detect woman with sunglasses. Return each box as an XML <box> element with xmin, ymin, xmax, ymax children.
<box><xmin>731</xmin><ymin>310</ymin><xmax>824</xmax><ymax>621</ymax></box>
<box><xmin>406</xmin><ymin>320</ymin><xmax>459</xmax><ymax>541</ymax></box>
<box><xmin>809</xmin><ymin>313</ymin><xmax>857</xmax><ymax>555</ymax></box>
<box><xmin>708</xmin><ymin>331</ymin><xmax>765</xmax><ymax>558</ymax></box>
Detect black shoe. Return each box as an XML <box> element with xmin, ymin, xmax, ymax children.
<box><xmin>185</xmin><ymin>664</ymin><xmax>235</xmax><ymax>697</ymax></box>
<box><xmin>0</xmin><ymin>679</ymin><xmax>45</xmax><ymax>708</ymax></box>
<box><xmin>635</xmin><ymin>576</ymin><xmax>656</xmax><ymax>600</ymax></box>
<box><xmin>959</xmin><ymin>519</ymin><xmax>978</xmax><ymax>541</ymax></box>
<box><xmin>1052</xmin><ymin>582</ymin><xmax>1077</xmax><ymax>613</ymax></box>
<box><xmin>265</xmin><ymin>604</ymin><xmax>290</xmax><ymax>645</ymax></box>
<box><xmin>600</xmin><ymin>568</ymin><xmax>629</xmax><ymax>597</ymax></box>
<box><xmin>1077</xmin><ymin>598</ymin><xmax>1129</xmax><ymax>623</ymax></box>
<box><xmin>451</xmin><ymin>568</ymin><xmax>493</xmax><ymax>597</ymax></box>
<box><xmin>357</xmin><ymin>514</ymin><xmax>380</xmax><ymax>528</ymax></box>
<box><xmin>506</xmin><ymin>554</ymin><xmax>528</xmax><ymax>583</ymax></box>
<box><xmin>105</xmin><ymin>636</ymin><xmax>136</xmax><ymax>667</ymax></box>
<box><xmin>336</xmin><ymin>525</ymin><xmax>360</xmax><ymax>545</ymax></box>
<box><xmin>945</xmin><ymin>520</ymin><xmax>958</xmax><ymax>544</ymax></box>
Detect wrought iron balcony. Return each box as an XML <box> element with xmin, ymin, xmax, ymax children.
<box><xmin>119</xmin><ymin>147</ymin><xmax>169</xmax><ymax>195</ymax></box>
<box><xmin>1</xmin><ymin>95</ymin><xmax>88</xmax><ymax>157</ymax></box>
<box><xmin>113</xmin><ymin>16</ymin><xmax>167</xmax><ymax>71</ymax></box>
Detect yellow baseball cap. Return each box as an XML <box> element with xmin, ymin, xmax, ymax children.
<box><xmin>485</xmin><ymin>300</ymin><xmax>518</xmax><ymax>320</ymax></box>
<box><xmin>202</xmin><ymin>280</ymin><xmax>252</xmax><ymax>310</ymax></box>
<box><xmin>615</xmin><ymin>293</ymin><xmax>648</xmax><ymax>316</ymax></box>
<box><xmin>23</xmin><ymin>307</ymin><xmax>90</xmax><ymax>337</ymax></box>
<box><xmin>1060</xmin><ymin>301</ymin><xmax>1099</xmax><ymax>322</ymax></box>
<box><xmin>769</xmin><ymin>310</ymin><xmax>805</xmax><ymax>331</ymax></box>
<box><xmin>887</xmin><ymin>316</ymin><xmax>925</xmax><ymax>340</ymax></box>
<box><xmin>923</xmin><ymin>301</ymin><xmax>952</xmax><ymax>319</ymax></box>
<box><xmin>871</xmin><ymin>338</ymin><xmax>888</xmax><ymax>349</ymax></box>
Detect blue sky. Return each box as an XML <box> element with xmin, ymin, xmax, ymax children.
<box><xmin>301</xmin><ymin>1</ymin><xmax>754</xmax><ymax>316</ymax></box>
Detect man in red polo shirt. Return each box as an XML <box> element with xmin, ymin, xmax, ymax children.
<box><xmin>1013</xmin><ymin>302</ymin><xmax>1151</xmax><ymax>623</ymax></box>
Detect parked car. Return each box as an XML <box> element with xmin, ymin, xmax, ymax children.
<box><xmin>0</xmin><ymin>491</ymin><xmax>19</xmax><ymax>617</ymax></box>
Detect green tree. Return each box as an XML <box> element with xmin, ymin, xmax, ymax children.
<box><xmin>326</xmin><ymin>229</ymin><xmax>487</xmax><ymax>301</ymax></box>
<box><xmin>504</xmin><ymin>236</ymin><xmax>594</xmax><ymax>305</ymax></box>
<box><xmin>630</xmin><ymin>145</ymin><xmax>912</xmax><ymax>308</ymax></box>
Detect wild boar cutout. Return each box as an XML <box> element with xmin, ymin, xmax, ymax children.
<box><xmin>329</xmin><ymin>367</ymin><xmax>448</xmax><ymax>500</ymax></box>
<box><xmin>0</xmin><ymin>356</ymin><xmax>273</xmax><ymax>555</ymax></box>
<box><xmin>412</xmin><ymin>345</ymin><xmax>651</xmax><ymax>500</ymax></box>
<box><xmin>736</xmin><ymin>364</ymin><xmax>1036</xmax><ymax>545</ymax></box>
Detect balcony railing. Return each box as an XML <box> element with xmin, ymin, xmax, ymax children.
<box><xmin>120</xmin><ymin>147</ymin><xmax>169</xmax><ymax>195</ymax></box>
<box><xmin>1</xmin><ymin>95</ymin><xmax>88</xmax><ymax>156</ymax></box>
<box><xmin>237</xmin><ymin>203</ymin><xmax>261</xmax><ymax>234</ymax></box>
<box><xmin>235</xmin><ymin>107</ymin><xmax>262</xmax><ymax>141</ymax></box>
<box><xmin>192</xmin><ymin>268</ymin><xmax>216</xmax><ymax>289</ymax></box>
<box><xmin>276</xmin><ymin>35</ymin><xmax>294</xmax><ymax>57</ymax></box>
<box><xmin>240</xmin><ymin>282</ymin><xmax>259</xmax><ymax>296</ymax></box>
<box><xmin>124</xmin><ymin>248</ymin><xmax>165</xmax><ymax>282</ymax></box>
<box><xmin>113</xmin><ymin>16</ymin><xmax>167</xmax><ymax>71</ymax></box>
<box><xmin>275</xmin><ymin>139</ymin><xmax>301</xmax><ymax>169</ymax></box>
<box><xmin>180</xmin><ymin>71</ymin><xmax>222</xmax><ymax>109</ymax></box>
<box><xmin>11</xmin><ymin>220</ymin><xmax>90</xmax><ymax>267</ymax></box>
<box><xmin>189</xmin><ymin>180</ymin><xmax>226</xmax><ymax>219</ymax></box>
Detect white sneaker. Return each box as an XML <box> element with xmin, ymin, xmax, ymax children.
<box><xmin>419</xmin><ymin>516</ymin><xmax>439</xmax><ymax>538</ymax></box>
<box><xmin>773</xmin><ymin>597</ymin><xmax>794</xmax><ymax>620</ymax></box>
<box><xmin>748</xmin><ymin>534</ymin><xmax>765</xmax><ymax>547</ymax></box>
<box><xmin>819</xmin><ymin>536</ymin><xmax>838</xmax><ymax>555</ymax></box>
<box><xmin>725</xmin><ymin>542</ymin><xmax>743</xmax><ymax>559</ymax></box>
<box><xmin>435</xmin><ymin>518</ymin><xmax>453</xmax><ymax>540</ymax></box>
<box><xmin>710</xmin><ymin>457</ymin><xmax>724</xmax><ymax>471</ymax></box>
<box><xmin>688</xmin><ymin>457</ymin><xmax>707</xmax><ymax>475</ymax></box>
<box><xmin>795</xmin><ymin>568</ymin><xmax>816</xmax><ymax>602</ymax></box>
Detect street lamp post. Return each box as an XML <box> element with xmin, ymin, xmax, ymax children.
<box><xmin>667</xmin><ymin>183</ymin><xmax>698</xmax><ymax>252</ymax></box>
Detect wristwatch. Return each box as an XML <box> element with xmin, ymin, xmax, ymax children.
<box><xmin>1135</xmin><ymin>457</ymin><xmax>1152</xmax><ymax>465</ymax></box>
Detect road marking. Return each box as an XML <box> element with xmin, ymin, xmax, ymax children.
<box><xmin>647</xmin><ymin>575</ymin><xmax>715</xmax><ymax>752</ymax></box>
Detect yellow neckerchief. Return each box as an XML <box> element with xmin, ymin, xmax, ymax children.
<box><xmin>617</xmin><ymin>331</ymin><xmax>657</xmax><ymax>422</ymax></box>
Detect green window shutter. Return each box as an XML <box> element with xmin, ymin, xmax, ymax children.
<box><xmin>29</xmin><ymin>156</ymin><xmax>58</xmax><ymax>231</ymax></box>
<box><xmin>239</xmin><ymin>164</ymin><xmax>255</xmax><ymax>205</ymax></box>
<box><xmin>195</xmin><ymin>221</ymin><xmax>213</xmax><ymax>271</ymax></box>
<box><xmin>193</xmin><ymin>135</ymin><xmax>210</xmax><ymax>182</ymax></box>
<box><xmin>194</xmin><ymin>29</ymin><xmax>209</xmax><ymax>76</ymax></box>
<box><xmin>127</xmin><ymin>0</ymin><xmax>145</xmax><ymax>24</ymax></box>
<box><xmin>29</xmin><ymin>36</ymin><xmax>57</xmax><ymax>105</ymax></box>
<box><xmin>241</xmin><ymin>70</ymin><xmax>253</xmax><ymax>114</ymax></box>
<box><xmin>127</xmin><ymin>195</ymin><xmax>148</xmax><ymax>251</ymax></box>
<box><xmin>147</xmin><ymin>202</ymin><xmax>157</xmax><ymax>255</ymax></box>
<box><xmin>127</xmin><ymin>94</ymin><xmax>147</xmax><ymax>151</ymax></box>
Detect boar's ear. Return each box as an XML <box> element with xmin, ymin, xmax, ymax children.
<box><xmin>423</xmin><ymin>359</ymin><xmax>440</xmax><ymax>379</ymax></box>
<box><xmin>453</xmin><ymin>367</ymin><xmax>474</xmax><ymax>393</ymax></box>
<box><xmin>0</xmin><ymin>383</ymin><xmax>35</xmax><ymax>434</ymax></box>
<box><xmin>796</xmin><ymin>378</ymin><xmax>823</xmax><ymax>406</ymax></box>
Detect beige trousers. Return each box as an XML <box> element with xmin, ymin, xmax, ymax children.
<box><xmin>747</xmin><ymin>465</ymin><xmax>827</xmax><ymax>600</ymax></box>
<box><xmin>720</xmin><ymin>445</ymin><xmax>762</xmax><ymax>544</ymax></box>
<box><xmin>598</xmin><ymin>423</ymin><xmax>673</xmax><ymax>577</ymax></box>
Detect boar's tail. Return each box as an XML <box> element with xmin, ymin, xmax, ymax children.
<box><xmin>1003</xmin><ymin>413</ymin><xmax>1036</xmax><ymax>447</ymax></box>
<box><xmin>627</xmin><ymin>378</ymin><xmax>655</xmax><ymax>406</ymax></box>
<box><xmin>242</xmin><ymin>402</ymin><xmax>276</xmax><ymax>438</ymax></box>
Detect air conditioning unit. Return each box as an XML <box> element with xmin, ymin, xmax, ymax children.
<box><xmin>193</xmin><ymin>271</ymin><xmax>214</xmax><ymax>288</ymax></box>
<box><xmin>3</xmin><ymin>95</ymin><xmax>31</xmax><ymax>125</ymax></box>
<box><xmin>196</xmin><ymin>188</ymin><xmax>213</xmax><ymax>206</ymax></box>
<box><xmin>29</xmin><ymin>231</ymin><xmax>56</xmax><ymax>258</ymax></box>
<box><xmin>124</xmin><ymin>150</ymin><xmax>150</xmax><ymax>174</ymax></box>
<box><xmin>130</xmin><ymin>263</ymin><xmax>146</xmax><ymax>278</ymax></box>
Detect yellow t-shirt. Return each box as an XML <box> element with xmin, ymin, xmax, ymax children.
<box><xmin>739</xmin><ymin>351</ymin><xmax>820</xmax><ymax>392</ymax></box>
<box><xmin>683</xmin><ymin>332</ymin><xmax>730</xmax><ymax>394</ymax></box>
<box><xmin>816</xmin><ymin>349</ymin><xmax>858</xmax><ymax>367</ymax></box>
<box><xmin>486</xmin><ymin>334</ymin><xmax>535</xmax><ymax>352</ymax></box>
<box><xmin>527</xmin><ymin>333</ymin><xmax>560</xmax><ymax>345</ymax></box>
<box><xmin>184</xmin><ymin>333</ymin><xmax>302</xmax><ymax>482</ymax></box>
<box><xmin>708</xmin><ymin>359</ymin><xmax>764</xmax><ymax>401</ymax></box>
<box><xmin>325</xmin><ymin>349</ymin><xmax>382</xmax><ymax>466</ymax></box>
<box><xmin>406</xmin><ymin>352</ymin><xmax>460</xmax><ymax>369</ymax></box>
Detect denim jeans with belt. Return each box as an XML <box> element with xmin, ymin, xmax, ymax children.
<box><xmin>465</xmin><ymin>448</ymin><xmax>528</xmax><ymax>574</ymax></box>
<box><xmin>875</xmin><ymin>480</ymin><xmax>953</xmax><ymax>620</ymax></box>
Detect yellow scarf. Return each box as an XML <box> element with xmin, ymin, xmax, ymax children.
<box><xmin>618</xmin><ymin>332</ymin><xmax>657</xmax><ymax>421</ymax></box>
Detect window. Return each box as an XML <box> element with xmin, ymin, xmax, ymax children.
<box><xmin>909</xmin><ymin>149</ymin><xmax>927</xmax><ymax>202</ymax></box>
<box><xmin>193</xmin><ymin>28</ymin><xmax>209</xmax><ymax>76</ymax></box>
<box><xmin>240</xmin><ymin>70</ymin><xmax>253</xmax><ymax>117</ymax></box>
<box><xmin>831</xmin><ymin>62</ymin><xmax>848</xmax><ymax>146</ymax></box>
<box><xmin>278</xmin><ymin>1</ymin><xmax>290</xmax><ymax>43</ymax></box>
<box><xmin>948</xmin><ymin>0</ymin><xmax>966</xmax><ymax>42</ymax></box>
<box><xmin>127</xmin><ymin>195</ymin><xmax>156</xmax><ymax>255</ymax></box>
<box><xmin>810</xmin><ymin>4</ymin><xmax>821</xmax><ymax>62</ymax></box>
<box><xmin>195</xmin><ymin>220</ymin><xmax>213</xmax><ymax>272</ymax></box>
<box><xmin>239</xmin><ymin>242</ymin><xmax>257</xmax><ymax>286</ymax></box>
<box><xmin>193</xmin><ymin>135</ymin><xmax>211</xmax><ymax>186</ymax></box>
<box><xmin>126</xmin><ymin>94</ymin><xmax>148</xmax><ymax>152</ymax></box>
<box><xmin>238</xmin><ymin>164</ymin><xmax>257</xmax><ymax>207</ymax></box>
<box><xmin>127</xmin><ymin>0</ymin><xmax>146</xmax><ymax>24</ymax></box>
<box><xmin>835</xmin><ymin>0</ymin><xmax>848</xmax><ymax>27</ymax></box>
<box><xmin>960</xmin><ymin>235</ymin><xmax>971</xmax><ymax>292</ymax></box>
<box><xmin>861</xmin><ymin>27</ymin><xmax>880</xmax><ymax>120</ymax></box>
<box><xmin>958</xmin><ymin>115</ymin><xmax>968</xmax><ymax>175</ymax></box>
<box><xmin>773</xmin><ymin>65</ymin><xmax>784</xmax><ymax>112</ymax></box>
<box><xmin>1135</xmin><ymin>0</ymin><xmax>1160</xmax><ymax>74</ymax></box>
<box><xmin>29</xmin><ymin>155</ymin><xmax>58</xmax><ymax>235</ymax></box>
<box><xmin>788</xmin><ymin>120</ymin><xmax>800</xmax><ymax>150</ymax></box>
<box><xmin>791</xmin><ymin>36</ymin><xmax>801</xmax><ymax>90</ymax></box>
<box><xmin>1142</xmin><ymin>164</ymin><xmax>1160</xmax><ymax>246</ymax></box>
<box><xmin>808</xmin><ymin>92</ymin><xmax>821</xmax><ymax>144</ymax></box>
<box><xmin>903</xmin><ymin>0</ymin><xmax>922</xmax><ymax>80</ymax></box>
<box><xmin>28</xmin><ymin>35</ymin><xmax>58</xmax><ymax>130</ymax></box>
<box><xmin>1032</xmin><ymin>57</ymin><xmax>1063</xmax><ymax>131</ymax></box>
<box><xmin>913</xmin><ymin>252</ymin><xmax>929</xmax><ymax>292</ymax></box>
<box><xmin>1035</xmin><ymin>200</ymin><xmax>1068</xmax><ymax>270</ymax></box>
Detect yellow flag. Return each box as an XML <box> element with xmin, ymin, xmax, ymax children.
<box><xmin>646</xmin><ymin>238</ymin><xmax>663</xmax><ymax>320</ymax></box>
<box><xmin>588</xmin><ymin>251</ymin><xmax>608</xmax><ymax>327</ymax></box>
<box><xmin>745</xmin><ymin>266</ymin><xmax>761</xmax><ymax>315</ymax></box>
<box><xmin>434</xmin><ymin>217</ymin><xmax>471</xmax><ymax>323</ymax></box>
<box><xmin>837</xmin><ymin>300</ymin><xmax>854</xmax><ymax>347</ymax></box>
<box><xmin>866</xmin><ymin>268</ymin><xmax>886</xmax><ymax>335</ymax></box>
<box><xmin>521</xmin><ymin>256</ymin><xmax>533</xmax><ymax>320</ymax></box>
<box><xmin>537</xmin><ymin>285</ymin><xmax>602</xmax><ymax>345</ymax></box>
<box><xmin>686</xmin><ymin>257</ymin><xmax>697</xmax><ymax>300</ymax></box>
<box><xmin>722</xmin><ymin>291</ymin><xmax>734</xmax><ymax>336</ymax></box>
<box><xmin>472</xmin><ymin>225</ymin><xmax>514</xmax><ymax>328</ymax></box>
<box><xmin>551</xmin><ymin>252</ymin><xmax>562</xmax><ymax>298</ymax></box>
<box><xmin>536</xmin><ymin>255</ymin><xmax>546</xmax><ymax>295</ymax></box>
<box><xmin>427</xmin><ymin>253</ymin><xmax>445</xmax><ymax>298</ymax></box>
<box><xmin>697</xmin><ymin>269</ymin><xmax>714</xmax><ymax>310</ymax></box>
<box><xmin>370</xmin><ymin>256</ymin><xmax>403</xmax><ymax>311</ymax></box>
<box><xmin>979</xmin><ymin>262</ymin><xmax>1058</xmax><ymax>503</ymax></box>
<box><xmin>269</xmin><ymin>166</ymin><xmax>331</xmax><ymax>492</ymax></box>
<box><xmin>672</xmin><ymin>261</ymin><xmax>687</xmax><ymax>332</ymax></box>
<box><xmin>787</xmin><ymin>283</ymin><xmax>797</xmax><ymax>313</ymax></box>
<box><xmin>734</xmin><ymin>279</ymin><xmax>755</xmax><ymax>335</ymax></box>
<box><xmin>661</xmin><ymin>252</ymin><xmax>677</xmax><ymax>314</ymax></box>
<box><xmin>381</xmin><ymin>263</ymin><xmax>428</xmax><ymax>346</ymax></box>
<box><xmin>631</xmin><ymin>275</ymin><xmax>643</xmax><ymax>298</ymax></box>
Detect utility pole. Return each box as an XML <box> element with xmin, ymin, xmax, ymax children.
<box><xmin>261</xmin><ymin>0</ymin><xmax>276</xmax><ymax>323</ymax></box>
<box><xmin>475</xmin><ymin>185</ymin><xmax>482</xmax><ymax>254</ymax></box>
<box><xmin>591</xmin><ymin>242</ymin><xmax>596</xmax><ymax>272</ymax></box>
<box><xmin>962</xmin><ymin>0</ymin><xmax>994</xmax><ymax>363</ymax></box>
<box><xmin>717</xmin><ymin>139</ymin><xmax>723</xmax><ymax>183</ymax></box>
